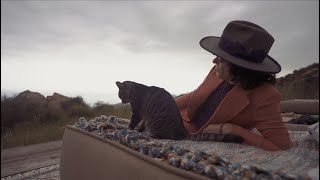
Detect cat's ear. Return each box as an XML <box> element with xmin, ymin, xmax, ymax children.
<box><xmin>116</xmin><ymin>81</ymin><xmax>123</xmax><ymax>88</ymax></box>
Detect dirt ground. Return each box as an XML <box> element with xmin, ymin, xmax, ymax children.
<box><xmin>1</xmin><ymin>141</ymin><xmax>62</xmax><ymax>179</ymax></box>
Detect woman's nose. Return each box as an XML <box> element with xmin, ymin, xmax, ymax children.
<box><xmin>213</xmin><ymin>57</ymin><xmax>220</xmax><ymax>64</ymax></box>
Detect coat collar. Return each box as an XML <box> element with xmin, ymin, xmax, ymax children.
<box><xmin>187</xmin><ymin>67</ymin><xmax>250</xmax><ymax>131</ymax></box>
<box><xmin>187</xmin><ymin>66</ymin><xmax>223</xmax><ymax>119</ymax></box>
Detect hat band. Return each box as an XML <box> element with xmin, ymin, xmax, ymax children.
<box><xmin>218</xmin><ymin>37</ymin><xmax>267</xmax><ymax>63</ymax></box>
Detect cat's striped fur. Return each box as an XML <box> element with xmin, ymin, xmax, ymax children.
<box><xmin>116</xmin><ymin>81</ymin><xmax>243</xmax><ymax>143</ymax></box>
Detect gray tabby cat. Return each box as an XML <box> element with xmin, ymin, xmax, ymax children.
<box><xmin>116</xmin><ymin>81</ymin><xmax>243</xmax><ymax>143</ymax></box>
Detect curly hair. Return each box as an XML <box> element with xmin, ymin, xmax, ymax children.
<box><xmin>229</xmin><ymin>64</ymin><xmax>276</xmax><ymax>90</ymax></box>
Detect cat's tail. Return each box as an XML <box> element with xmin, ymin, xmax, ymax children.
<box><xmin>186</xmin><ymin>133</ymin><xmax>244</xmax><ymax>143</ymax></box>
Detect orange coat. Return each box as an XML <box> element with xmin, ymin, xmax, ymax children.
<box><xmin>175</xmin><ymin>66</ymin><xmax>291</xmax><ymax>151</ymax></box>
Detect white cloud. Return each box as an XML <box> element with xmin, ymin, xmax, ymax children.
<box><xmin>1</xmin><ymin>1</ymin><xmax>319</xmax><ymax>103</ymax></box>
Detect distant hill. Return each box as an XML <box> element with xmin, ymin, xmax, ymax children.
<box><xmin>276</xmin><ymin>63</ymin><xmax>319</xmax><ymax>100</ymax></box>
<box><xmin>1</xmin><ymin>90</ymin><xmax>132</xmax><ymax>129</ymax></box>
<box><xmin>1</xmin><ymin>90</ymin><xmax>93</xmax><ymax>128</ymax></box>
<box><xmin>1</xmin><ymin>63</ymin><xmax>318</xmax><ymax>128</ymax></box>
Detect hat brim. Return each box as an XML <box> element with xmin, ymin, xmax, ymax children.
<box><xmin>200</xmin><ymin>36</ymin><xmax>281</xmax><ymax>73</ymax></box>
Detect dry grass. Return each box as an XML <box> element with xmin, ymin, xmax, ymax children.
<box><xmin>1</xmin><ymin>112</ymin><xmax>131</xmax><ymax>150</ymax></box>
<box><xmin>1</xmin><ymin>90</ymin><xmax>134</xmax><ymax>150</ymax></box>
<box><xmin>1</xmin><ymin>102</ymin><xmax>132</xmax><ymax>150</ymax></box>
<box><xmin>1</xmin><ymin>118</ymin><xmax>77</xmax><ymax>149</ymax></box>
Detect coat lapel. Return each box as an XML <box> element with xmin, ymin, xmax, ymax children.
<box><xmin>198</xmin><ymin>84</ymin><xmax>250</xmax><ymax>132</ymax></box>
<box><xmin>187</xmin><ymin>67</ymin><xmax>223</xmax><ymax>119</ymax></box>
<box><xmin>187</xmin><ymin>66</ymin><xmax>251</xmax><ymax>132</ymax></box>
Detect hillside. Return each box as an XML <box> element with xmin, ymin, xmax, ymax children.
<box><xmin>1</xmin><ymin>91</ymin><xmax>131</xmax><ymax>149</ymax></box>
<box><xmin>276</xmin><ymin>63</ymin><xmax>319</xmax><ymax>100</ymax></box>
<box><xmin>1</xmin><ymin>63</ymin><xmax>318</xmax><ymax>129</ymax></box>
<box><xmin>1</xmin><ymin>63</ymin><xmax>319</xmax><ymax>149</ymax></box>
<box><xmin>1</xmin><ymin>90</ymin><xmax>132</xmax><ymax>130</ymax></box>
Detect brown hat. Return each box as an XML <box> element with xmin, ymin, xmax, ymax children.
<box><xmin>200</xmin><ymin>20</ymin><xmax>281</xmax><ymax>73</ymax></box>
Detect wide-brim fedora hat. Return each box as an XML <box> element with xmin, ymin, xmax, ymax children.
<box><xmin>200</xmin><ymin>20</ymin><xmax>281</xmax><ymax>73</ymax></box>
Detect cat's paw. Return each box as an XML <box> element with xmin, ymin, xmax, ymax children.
<box><xmin>134</xmin><ymin>127</ymin><xmax>144</xmax><ymax>132</ymax></box>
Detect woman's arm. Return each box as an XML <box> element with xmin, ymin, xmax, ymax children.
<box><xmin>175</xmin><ymin>92</ymin><xmax>193</xmax><ymax>109</ymax></box>
<box><xmin>233</xmin><ymin>94</ymin><xmax>291</xmax><ymax>151</ymax></box>
<box><xmin>204</xmin><ymin>122</ymin><xmax>291</xmax><ymax>151</ymax></box>
<box><xmin>231</xmin><ymin>124</ymin><xmax>290</xmax><ymax>151</ymax></box>
<box><xmin>203</xmin><ymin>94</ymin><xmax>292</xmax><ymax>151</ymax></box>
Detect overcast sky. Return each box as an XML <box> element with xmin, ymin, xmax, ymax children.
<box><xmin>1</xmin><ymin>1</ymin><xmax>319</xmax><ymax>105</ymax></box>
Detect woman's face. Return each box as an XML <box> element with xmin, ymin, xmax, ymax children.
<box><xmin>213</xmin><ymin>57</ymin><xmax>232</xmax><ymax>81</ymax></box>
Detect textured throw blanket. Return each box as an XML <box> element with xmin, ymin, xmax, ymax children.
<box><xmin>155</xmin><ymin>129</ymin><xmax>319</xmax><ymax>179</ymax></box>
<box><xmin>74</xmin><ymin>115</ymin><xmax>319</xmax><ymax>179</ymax></box>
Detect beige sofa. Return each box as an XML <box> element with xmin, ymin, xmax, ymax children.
<box><xmin>60</xmin><ymin>126</ymin><xmax>210</xmax><ymax>180</ymax></box>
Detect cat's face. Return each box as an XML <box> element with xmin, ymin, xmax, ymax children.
<box><xmin>116</xmin><ymin>81</ymin><xmax>133</xmax><ymax>103</ymax></box>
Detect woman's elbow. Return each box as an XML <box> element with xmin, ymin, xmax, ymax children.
<box><xmin>279</xmin><ymin>139</ymin><xmax>292</xmax><ymax>150</ymax></box>
<box><xmin>262</xmin><ymin>137</ymin><xmax>292</xmax><ymax>151</ymax></box>
<box><xmin>272</xmin><ymin>138</ymin><xmax>292</xmax><ymax>151</ymax></box>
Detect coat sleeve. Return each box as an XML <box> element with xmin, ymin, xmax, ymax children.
<box><xmin>231</xmin><ymin>92</ymin><xmax>292</xmax><ymax>151</ymax></box>
<box><xmin>175</xmin><ymin>92</ymin><xmax>193</xmax><ymax>109</ymax></box>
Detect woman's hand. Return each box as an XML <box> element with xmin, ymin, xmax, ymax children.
<box><xmin>203</xmin><ymin>123</ymin><xmax>234</xmax><ymax>134</ymax></box>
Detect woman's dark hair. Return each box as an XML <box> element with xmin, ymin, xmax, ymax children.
<box><xmin>229</xmin><ymin>63</ymin><xmax>276</xmax><ymax>90</ymax></box>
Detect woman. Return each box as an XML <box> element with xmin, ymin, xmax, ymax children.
<box><xmin>176</xmin><ymin>20</ymin><xmax>291</xmax><ymax>151</ymax></box>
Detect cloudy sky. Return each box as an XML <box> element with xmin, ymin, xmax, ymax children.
<box><xmin>1</xmin><ymin>1</ymin><xmax>319</xmax><ymax>105</ymax></box>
